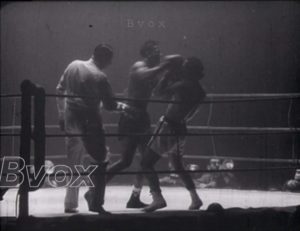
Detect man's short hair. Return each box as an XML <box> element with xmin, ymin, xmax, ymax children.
<box><xmin>93</xmin><ymin>44</ymin><xmax>113</xmax><ymax>61</ymax></box>
<box><xmin>140</xmin><ymin>40</ymin><xmax>159</xmax><ymax>58</ymax></box>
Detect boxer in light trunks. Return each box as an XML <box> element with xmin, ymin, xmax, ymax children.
<box><xmin>142</xmin><ymin>57</ymin><xmax>206</xmax><ymax>212</ymax></box>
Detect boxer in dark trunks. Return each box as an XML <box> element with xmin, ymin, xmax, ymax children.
<box><xmin>142</xmin><ymin>57</ymin><xmax>206</xmax><ymax>212</ymax></box>
<box><xmin>106</xmin><ymin>40</ymin><xmax>180</xmax><ymax>208</ymax></box>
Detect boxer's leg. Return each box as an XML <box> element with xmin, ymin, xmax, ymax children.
<box><xmin>106</xmin><ymin>137</ymin><xmax>137</xmax><ymax>183</ymax></box>
<box><xmin>169</xmin><ymin>136</ymin><xmax>202</xmax><ymax>210</ymax></box>
<box><xmin>126</xmin><ymin>143</ymin><xmax>148</xmax><ymax>208</ymax></box>
<box><xmin>141</xmin><ymin>147</ymin><xmax>166</xmax><ymax>212</ymax></box>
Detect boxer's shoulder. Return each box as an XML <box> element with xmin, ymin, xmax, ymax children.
<box><xmin>132</xmin><ymin>61</ymin><xmax>146</xmax><ymax>70</ymax></box>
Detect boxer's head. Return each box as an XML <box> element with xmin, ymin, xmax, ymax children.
<box><xmin>183</xmin><ymin>57</ymin><xmax>204</xmax><ymax>81</ymax></box>
<box><xmin>140</xmin><ymin>40</ymin><xmax>160</xmax><ymax>67</ymax></box>
<box><xmin>93</xmin><ymin>44</ymin><xmax>113</xmax><ymax>69</ymax></box>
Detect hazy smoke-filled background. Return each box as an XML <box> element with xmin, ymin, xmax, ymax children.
<box><xmin>1</xmin><ymin>1</ymin><xmax>299</xmax><ymax>189</ymax></box>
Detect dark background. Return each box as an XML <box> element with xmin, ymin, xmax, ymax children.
<box><xmin>1</xmin><ymin>1</ymin><xmax>299</xmax><ymax>189</ymax></box>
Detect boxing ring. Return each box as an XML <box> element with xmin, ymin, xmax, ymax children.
<box><xmin>1</xmin><ymin>187</ymin><xmax>300</xmax><ymax>216</ymax></box>
<box><xmin>0</xmin><ymin>80</ymin><xmax>300</xmax><ymax>231</ymax></box>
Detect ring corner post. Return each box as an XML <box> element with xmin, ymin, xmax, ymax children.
<box><xmin>32</xmin><ymin>85</ymin><xmax>46</xmax><ymax>190</ymax></box>
<box><xmin>19</xmin><ymin>80</ymin><xmax>32</xmax><ymax>218</ymax></box>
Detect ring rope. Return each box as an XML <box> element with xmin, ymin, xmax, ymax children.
<box><xmin>1</xmin><ymin>124</ymin><xmax>299</xmax><ymax>132</ymax></box>
<box><xmin>182</xmin><ymin>155</ymin><xmax>300</xmax><ymax>164</ymax></box>
<box><xmin>2</xmin><ymin>93</ymin><xmax>300</xmax><ymax>106</ymax></box>
<box><xmin>27</xmin><ymin>153</ymin><xmax>299</xmax><ymax>164</ymax></box>
<box><xmin>1</xmin><ymin>129</ymin><xmax>299</xmax><ymax>137</ymax></box>
<box><xmin>48</xmin><ymin>93</ymin><xmax>300</xmax><ymax>98</ymax></box>
<box><xmin>46</xmin><ymin>93</ymin><xmax>300</xmax><ymax>104</ymax></box>
<box><xmin>1</xmin><ymin>166</ymin><xmax>299</xmax><ymax>178</ymax></box>
<box><xmin>2</xmin><ymin>93</ymin><xmax>300</xmax><ymax>98</ymax></box>
<box><xmin>29</xmin><ymin>129</ymin><xmax>300</xmax><ymax>137</ymax></box>
<box><xmin>49</xmin><ymin>166</ymin><xmax>300</xmax><ymax>176</ymax></box>
<box><xmin>1</xmin><ymin>89</ymin><xmax>299</xmax><ymax>166</ymax></box>
<box><xmin>1</xmin><ymin>93</ymin><xmax>300</xmax><ymax>105</ymax></box>
<box><xmin>0</xmin><ymin>94</ymin><xmax>21</xmax><ymax>98</ymax></box>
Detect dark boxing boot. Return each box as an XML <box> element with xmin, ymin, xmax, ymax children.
<box><xmin>142</xmin><ymin>191</ymin><xmax>167</xmax><ymax>212</ymax></box>
<box><xmin>126</xmin><ymin>191</ymin><xmax>149</xmax><ymax>208</ymax></box>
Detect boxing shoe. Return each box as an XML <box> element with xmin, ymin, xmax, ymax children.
<box><xmin>188</xmin><ymin>199</ymin><xmax>203</xmax><ymax>210</ymax></box>
<box><xmin>64</xmin><ymin>208</ymin><xmax>79</xmax><ymax>214</ymax></box>
<box><xmin>84</xmin><ymin>190</ymin><xmax>110</xmax><ymax>215</ymax></box>
<box><xmin>188</xmin><ymin>189</ymin><xmax>203</xmax><ymax>210</ymax></box>
<box><xmin>142</xmin><ymin>192</ymin><xmax>167</xmax><ymax>212</ymax></box>
<box><xmin>126</xmin><ymin>194</ymin><xmax>149</xmax><ymax>208</ymax></box>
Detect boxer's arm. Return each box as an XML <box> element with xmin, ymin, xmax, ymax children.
<box><xmin>160</xmin><ymin>80</ymin><xmax>185</xmax><ymax>96</ymax></box>
<box><xmin>56</xmin><ymin>80</ymin><xmax>66</xmax><ymax>114</ymax></box>
<box><xmin>131</xmin><ymin>61</ymin><xmax>169</xmax><ymax>82</ymax></box>
<box><xmin>154</xmin><ymin>70</ymin><xmax>178</xmax><ymax>97</ymax></box>
<box><xmin>99</xmin><ymin>76</ymin><xmax>118</xmax><ymax>111</ymax></box>
<box><xmin>132</xmin><ymin>55</ymin><xmax>184</xmax><ymax>81</ymax></box>
<box><xmin>99</xmin><ymin>76</ymin><xmax>132</xmax><ymax>114</ymax></box>
<box><xmin>185</xmin><ymin>87</ymin><xmax>206</xmax><ymax>121</ymax></box>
